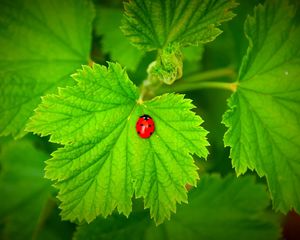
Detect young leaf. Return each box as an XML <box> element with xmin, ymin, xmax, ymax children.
<box><xmin>223</xmin><ymin>0</ymin><xmax>300</xmax><ymax>213</ymax></box>
<box><xmin>122</xmin><ymin>0</ymin><xmax>238</xmax><ymax>51</ymax></box>
<box><xmin>0</xmin><ymin>140</ymin><xmax>52</xmax><ymax>240</ymax></box>
<box><xmin>27</xmin><ymin>62</ymin><xmax>209</xmax><ymax>225</ymax></box>
<box><xmin>0</xmin><ymin>0</ymin><xmax>94</xmax><ymax>138</ymax></box>
<box><xmin>149</xmin><ymin>42</ymin><xmax>183</xmax><ymax>85</ymax></box>
<box><xmin>74</xmin><ymin>175</ymin><xmax>281</xmax><ymax>240</ymax></box>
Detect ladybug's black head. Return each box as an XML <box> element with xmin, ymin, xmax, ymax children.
<box><xmin>141</xmin><ymin>114</ymin><xmax>151</xmax><ymax>120</ymax></box>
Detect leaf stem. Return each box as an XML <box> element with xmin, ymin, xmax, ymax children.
<box><xmin>140</xmin><ymin>59</ymin><xmax>237</xmax><ymax>98</ymax></box>
<box><xmin>32</xmin><ymin>196</ymin><xmax>56</xmax><ymax>240</ymax></box>
<box><xmin>184</xmin><ymin>67</ymin><xmax>236</xmax><ymax>83</ymax></box>
<box><xmin>158</xmin><ymin>81</ymin><xmax>238</xmax><ymax>94</ymax></box>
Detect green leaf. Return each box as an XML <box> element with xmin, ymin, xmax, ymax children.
<box><xmin>27</xmin><ymin>62</ymin><xmax>209</xmax><ymax>225</ymax></box>
<box><xmin>94</xmin><ymin>6</ymin><xmax>203</xmax><ymax>75</ymax></box>
<box><xmin>94</xmin><ymin>6</ymin><xmax>144</xmax><ymax>71</ymax></box>
<box><xmin>0</xmin><ymin>140</ymin><xmax>52</xmax><ymax>240</ymax></box>
<box><xmin>94</xmin><ymin>6</ymin><xmax>204</xmax><ymax>73</ymax></box>
<box><xmin>223</xmin><ymin>0</ymin><xmax>300</xmax><ymax>213</ymax></box>
<box><xmin>0</xmin><ymin>0</ymin><xmax>94</xmax><ymax>138</ymax></box>
<box><xmin>73</xmin><ymin>175</ymin><xmax>281</xmax><ymax>240</ymax></box>
<box><xmin>122</xmin><ymin>0</ymin><xmax>238</xmax><ymax>51</ymax></box>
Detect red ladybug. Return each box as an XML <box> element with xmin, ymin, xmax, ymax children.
<box><xmin>136</xmin><ymin>114</ymin><xmax>155</xmax><ymax>138</ymax></box>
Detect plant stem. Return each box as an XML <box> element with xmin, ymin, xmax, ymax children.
<box><xmin>32</xmin><ymin>196</ymin><xmax>56</xmax><ymax>240</ymax></box>
<box><xmin>140</xmin><ymin>59</ymin><xmax>237</xmax><ymax>99</ymax></box>
<box><xmin>158</xmin><ymin>81</ymin><xmax>238</xmax><ymax>94</ymax></box>
<box><xmin>184</xmin><ymin>67</ymin><xmax>236</xmax><ymax>83</ymax></box>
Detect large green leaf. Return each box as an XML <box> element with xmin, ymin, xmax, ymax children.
<box><xmin>27</xmin><ymin>62</ymin><xmax>209</xmax><ymax>225</ymax></box>
<box><xmin>223</xmin><ymin>0</ymin><xmax>300</xmax><ymax>213</ymax></box>
<box><xmin>122</xmin><ymin>0</ymin><xmax>238</xmax><ymax>51</ymax></box>
<box><xmin>74</xmin><ymin>175</ymin><xmax>280</xmax><ymax>240</ymax></box>
<box><xmin>0</xmin><ymin>0</ymin><xmax>94</xmax><ymax>138</ymax></box>
<box><xmin>0</xmin><ymin>140</ymin><xmax>52</xmax><ymax>240</ymax></box>
<box><xmin>94</xmin><ymin>6</ymin><xmax>204</xmax><ymax>73</ymax></box>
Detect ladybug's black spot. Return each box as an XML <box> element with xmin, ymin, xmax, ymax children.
<box><xmin>149</xmin><ymin>124</ymin><xmax>151</xmax><ymax>127</ymax></box>
<box><xmin>140</xmin><ymin>124</ymin><xmax>143</xmax><ymax>126</ymax></box>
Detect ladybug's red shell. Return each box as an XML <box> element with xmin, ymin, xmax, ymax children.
<box><xmin>136</xmin><ymin>114</ymin><xmax>155</xmax><ymax>138</ymax></box>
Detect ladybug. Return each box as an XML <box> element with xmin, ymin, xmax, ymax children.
<box><xmin>136</xmin><ymin>114</ymin><xmax>155</xmax><ymax>138</ymax></box>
